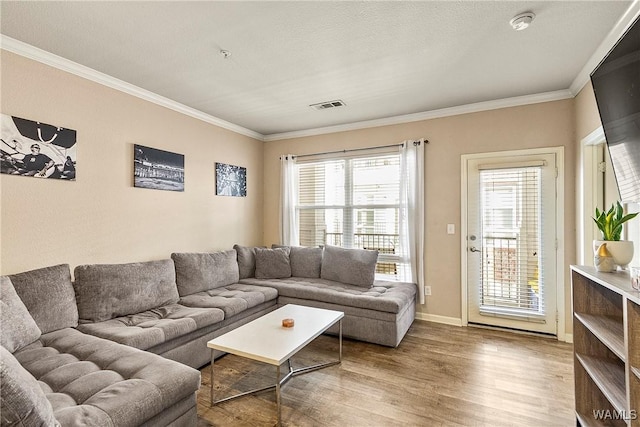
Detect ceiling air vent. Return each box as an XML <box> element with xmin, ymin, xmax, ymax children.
<box><xmin>309</xmin><ymin>100</ymin><xmax>346</xmax><ymax>110</ymax></box>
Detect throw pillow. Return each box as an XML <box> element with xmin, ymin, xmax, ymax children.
<box><xmin>320</xmin><ymin>245</ymin><xmax>378</xmax><ymax>287</ymax></box>
<box><xmin>255</xmin><ymin>247</ymin><xmax>292</xmax><ymax>279</ymax></box>
<box><xmin>172</xmin><ymin>250</ymin><xmax>240</xmax><ymax>296</ymax></box>
<box><xmin>272</xmin><ymin>245</ymin><xmax>323</xmax><ymax>278</ymax></box>
<box><xmin>0</xmin><ymin>276</ymin><xmax>41</xmax><ymax>353</ymax></box>
<box><xmin>0</xmin><ymin>345</ymin><xmax>60</xmax><ymax>427</ymax></box>
<box><xmin>234</xmin><ymin>244</ymin><xmax>264</xmax><ymax>279</ymax></box>
<box><xmin>9</xmin><ymin>264</ymin><xmax>78</xmax><ymax>334</ymax></box>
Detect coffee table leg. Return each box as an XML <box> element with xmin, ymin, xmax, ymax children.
<box><xmin>339</xmin><ymin>319</ymin><xmax>343</xmax><ymax>362</ymax></box>
<box><xmin>276</xmin><ymin>364</ymin><xmax>281</xmax><ymax>426</ymax></box>
<box><xmin>210</xmin><ymin>350</ymin><xmax>215</xmax><ymax>406</ymax></box>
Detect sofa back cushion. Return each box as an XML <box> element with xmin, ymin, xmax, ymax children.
<box><xmin>0</xmin><ymin>345</ymin><xmax>59</xmax><ymax>427</ymax></box>
<box><xmin>272</xmin><ymin>245</ymin><xmax>323</xmax><ymax>278</ymax></box>
<box><xmin>8</xmin><ymin>264</ymin><xmax>77</xmax><ymax>334</ymax></box>
<box><xmin>171</xmin><ymin>250</ymin><xmax>240</xmax><ymax>296</ymax></box>
<box><xmin>320</xmin><ymin>245</ymin><xmax>378</xmax><ymax>287</ymax></box>
<box><xmin>0</xmin><ymin>276</ymin><xmax>41</xmax><ymax>353</ymax></box>
<box><xmin>255</xmin><ymin>247</ymin><xmax>292</xmax><ymax>279</ymax></box>
<box><xmin>234</xmin><ymin>244</ymin><xmax>263</xmax><ymax>279</ymax></box>
<box><xmin>74</xmin><ymin>259</ymin><xmax>179</xmax><ymax>322</ymax></box>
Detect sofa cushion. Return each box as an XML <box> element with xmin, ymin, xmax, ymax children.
<box><xmin>320</xmin><ymin>245</ymin><xmax>378</xmax><ymax>287</ymax></box>
<box><xmin>74</xmin><ymin>259</ymin><xmax>179</xmax><ymax>323</ymax></box>
<box><xmin>172</xmin><ymin>250</ymin><xmax>240</xmax><ymax>296</ymax></box>
<box><xmin>0</xmin><ymin>345</ymin><xmax>59</xmax><ymax>427</ymax></box>
<box><xmin>9</xmin><ymin>264</ymin><xmax>78</xmax><ymax>334</ymax></box>
<box><xmin>255</xmin><ymin>247</ymin><xmax>291</xmax><ymax>279</ymax></box>
<box><xmin>240</xmin><ymin>277</ymin><xmax>416</xmax><ymax>314</ymax></box>
<box><xmin>234</xmin><ymin>244</ymin><xmax>263</xmax><ymax>279</ymax></box>
<box><xmin>76</xmin><ymin>304</ymin><xmax>224</xmax><ymax>350</ymax></box>
<box><xmin>179</xmin><ymin>283</ymin><xmax>278</xmax><ymax>317</ymax></box>
<box><xmin>13</xmin><ymin>328</ymin><xmax>200</xmax><ymax>427</ymax></box>
<box><xmin>0</xmin><ymin>276</ymin><xmax>41</xmax><ymax>353</ymax></box>
<box><xmin>273</xmin><ymin>245</ymin><xmax>323</xmax><ymax>278</ymax></box>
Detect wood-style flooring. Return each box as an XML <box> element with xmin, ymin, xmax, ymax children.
<box><xmin>196</xmin><ymin>320</ymin><xmax>575</xmax><ymax>426</ymax></box>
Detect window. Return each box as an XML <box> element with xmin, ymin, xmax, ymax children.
<box><xmin>296</xmin><ymin>153</ymin><xmax>405</xmax><ymax>280</ymax></box>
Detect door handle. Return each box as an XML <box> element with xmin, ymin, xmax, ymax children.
<box><xmin>469</xmin><ymin>246</ymin><xmax>481</xmax><ymax>252</ymax></box>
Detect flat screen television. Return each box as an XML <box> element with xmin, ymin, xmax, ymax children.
<box><xmin>591</xmin><ymin>15</ymin><xmax>640</xmax><ymax>203</ymax></box>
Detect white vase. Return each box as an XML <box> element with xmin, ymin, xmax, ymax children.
<box><xmin>593</xmin><ymin>240</ymin><xmax>634</xmax><ymax>270</ymax></box>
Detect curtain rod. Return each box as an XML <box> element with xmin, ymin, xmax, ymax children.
<box><xmin>282</xmin><ymin>139</ymin><xmax>428</xmax><ymax>160</ymax></box>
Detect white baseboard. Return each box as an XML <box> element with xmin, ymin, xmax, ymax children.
<box><xmin>414</xmin><ymin>313</ymin><xmax>574</xmax><ymax>343</ymax></box>
<box><xmin>415</xmin><ymin>312</ymin><xmax>463</xmax><ymax>326</ymax></box>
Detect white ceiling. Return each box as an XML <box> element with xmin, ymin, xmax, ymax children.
<box><xmin>0</xmin><ymin>1</ymin><xmax>637</xmax><ymax>140</ymax></box>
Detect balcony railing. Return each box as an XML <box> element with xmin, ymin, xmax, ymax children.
<box><xmin>481</xmin><ymin>236</ymin><xmax>540</xmax><ymax>311</ymax></box>
<box><xmin>325</xmin><ymin>232</ymin><xmax>399</xmax><ymax>276</ymax></box>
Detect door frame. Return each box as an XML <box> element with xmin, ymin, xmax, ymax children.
<box><xmin>461</xmin><ymin>147</ymin><xmax>565</xmax><ymax>340</ymax></box>
<box><xmin>578</xmin><ymin>127</ymin><xmax>605</xmax><ymax>265</ymax></box>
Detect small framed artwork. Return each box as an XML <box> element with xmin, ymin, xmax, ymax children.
<box><xmin>215</xmin><ymin>162</ymin><xmax>246</xmax><ymax>197</ymax></box>
<box><xmin>1</xmin><ymin>114</ymin><xmax>77</xmax><ymax>180</ymax></box>
<box><xmin>134</xmin><ymin>144</ymin><xmax>184</xmax><ymax>191</ymax></box>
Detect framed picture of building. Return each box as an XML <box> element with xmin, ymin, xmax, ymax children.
<box><xmin>215</xmin><ymin>162</ymin><xmax>246</xmax><ymax>197</ymax></box>
<box><xmin>1</xmin><ymin>114</ymin><xmax>77</xmax><ymax>180</ymax></box>
<box><xmin>134</xmin><ymin>144</ymin><xmax>184</xmax><ymax>191</ymax></box>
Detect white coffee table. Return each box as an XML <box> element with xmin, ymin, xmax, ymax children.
<box><xmin>207</xmin><ymin>304</ymin><xmax>344</xmax><ymax>425</ymax></box>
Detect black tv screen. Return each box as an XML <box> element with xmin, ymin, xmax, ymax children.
<box><xmin>591</xmin><ymin>15</ymin><xmax>640</xmax><ymax>203</ymax></box>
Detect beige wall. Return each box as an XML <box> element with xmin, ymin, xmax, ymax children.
<box><xmin>0</xmin><ymin>52</ymin><xmax>264</xmax><ymax>275</ymax></box>
<box><xmin>2</xmin><ymin>47</ymin><xmax>592</xmax><ymax>337</ymax></box>
<box><xmin>575</xmin><ymin>81</ymin><xmax>603</xmax><ymax>142</ymax></box>
<box><xmin>263</xmin><ymin>100</ymin><xmax>577</xmax><ymax>330</ymax></box>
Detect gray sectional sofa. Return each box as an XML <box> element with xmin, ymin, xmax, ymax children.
<box><xmin>1</xmin><ymin>244</ymin><xmax>416</xmax><ymax>426</ymax></box>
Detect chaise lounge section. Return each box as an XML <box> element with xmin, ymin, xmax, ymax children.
<box><xmin>235</xmin><ymin>244</ymin><xmax>417</xmax><ymax>347</ymax></box>
<box><xmin>2</xmin><ymin>266</ymin><xmax>200</xmax><ymax>426</ymax></box>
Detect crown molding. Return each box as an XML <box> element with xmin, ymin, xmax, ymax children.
<box><xmin>263</xmin><ymin>90</ymin><xmax>573</xmax><ymax>142</ymax></box>
<box><xmin>0</xmin><ymin>35</ymin><xmax>265</xmax><ymax>141</ymax></box>
<box><xmin>569</xmin><ymin>0</ymin><xmax>640</xmax><ymax>96</ymax></box>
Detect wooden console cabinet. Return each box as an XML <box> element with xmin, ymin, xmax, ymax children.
<box><xmin>571</xmin><ymin>266</ymin><xmax>640</xmax><ymax>426</ymax></box>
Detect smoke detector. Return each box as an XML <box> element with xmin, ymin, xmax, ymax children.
<box><xmin>510</xmin><ymin>12</ymin><xmax>535</xmax><ymax>31</ymax></box>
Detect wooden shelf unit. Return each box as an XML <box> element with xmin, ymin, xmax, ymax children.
<box><xmin>572</xmin><ymin>266</ymin><xmax>640</xmax><ymax>427</ymax></box>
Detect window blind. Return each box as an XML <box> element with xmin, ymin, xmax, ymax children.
<box><xmin>478</xmin><ymin>166</ymin><xmax>546</xmax><ymax>321</ymax></box>
<box><xmin>296</xmin><ymin>153</ymin><xmax>406</xmax><ymax>280</ymax></box>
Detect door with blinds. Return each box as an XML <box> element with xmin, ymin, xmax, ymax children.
<box><xmin>466</xmin><ymin>152</ymin><xmax>558</xmax><ymax>335</ymax></box>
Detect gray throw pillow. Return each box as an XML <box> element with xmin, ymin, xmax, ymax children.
<box><xmin>234</xmin><ymin>245</ymin><xmax>258</xmax><ymax>279</ymax></box>
<box><xmin>0</xmin><ymin>276</ymin><xmax>41</xmax><ymax>353</ymax></box>
<box><xmin>9</xmin><ymin>264</ymin><xmax>78</xmax><ymax>334</ymax></box>
<box><xmin>320</xmin><ymin>245</ymin><xmax>378</xmax><ymax>287</ymax></box>
<box><xmin>172</xmin><ymin>250</ymin><xmax>240</xmax><ymax>296</ymax></box>
<box><xmin>255</xmin><ymin>247</ymin><xmax>292</xmax><ymax>279</ymax></box>
<box><xmin>272</xmin><ymin>245</ymin><xmax>323</xmax><ymax>278</ymax></box>
<box><xmin>74</xmin><ymin>259</ymin><xmax>179</xmax><ymax>322</ymax></box>
<box><xmin>0</xmin><ymin>345</ymin><xmax>60</xmax><ymax>427</ymax></box>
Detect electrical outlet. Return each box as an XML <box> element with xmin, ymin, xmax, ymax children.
<box><xmin>447</xmin><ymin>224</ymin><xmax>455</xmax><ymax>234</ymax></box>
<box><xmin>424</xmin><ymin>285</ymin><xmax>432</xmax><ymax>296</ymax></box>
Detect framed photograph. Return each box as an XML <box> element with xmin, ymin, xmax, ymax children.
<box><xmin>1</xmin><ymin>114</ymin><xmax>77</xmax><ymax>180</ymax></box>
<box><xmin>215</xmin><ymin>162</ymin><xmax>246</xmax><ymax>197</ymax></box>
<box><xmin>134</xmin><ymin>144</ymin><xmax>184</xmax><ymax>191</ymax></box>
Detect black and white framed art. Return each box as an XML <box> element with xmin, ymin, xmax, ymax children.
<box><xmin>215</xmin><ymin>162</ymin><xmax>246</xmax><ymax>197</ymax></box>
<box><xmin>1</xmin><ymin>114</ymin><xmax>77</xmax><ymax>180</ymax></box>
<box><xmin>134</xmin><ymin>144</ymin><xmax>184</xmax><ymax>191</ymax></box>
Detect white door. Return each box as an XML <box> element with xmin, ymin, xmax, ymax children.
<box><xmin>466</xmin><ymin>152</ymin><xmax>558</xmax><ymax>335</ymax></box>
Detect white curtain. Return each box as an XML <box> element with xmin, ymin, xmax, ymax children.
<box><xmin>279</xmin><ymin>155</ymin><xmax>299</xmax><ymax>245</ymax></box>
<box><xmin>399</xmin><ymin>139</ymin><xmax>426</xmax><ymax>304</ymax></box>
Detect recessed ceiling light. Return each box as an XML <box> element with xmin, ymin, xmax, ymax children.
<box><xmin>510</xmin><ymin>12</ymin><xmax>535</xmax><ymax>31</ymax></box>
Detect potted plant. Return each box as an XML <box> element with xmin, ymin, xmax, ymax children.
<box><xmin>593</xmin><ymin>201</ymin><xmax>639</xmax><ymax>269</ymax></box>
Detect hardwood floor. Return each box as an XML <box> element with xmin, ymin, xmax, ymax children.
<box><xmin>196</xmin><ymin>320</ymin><xmax>575</xmax><ymax>426</ymax></box>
